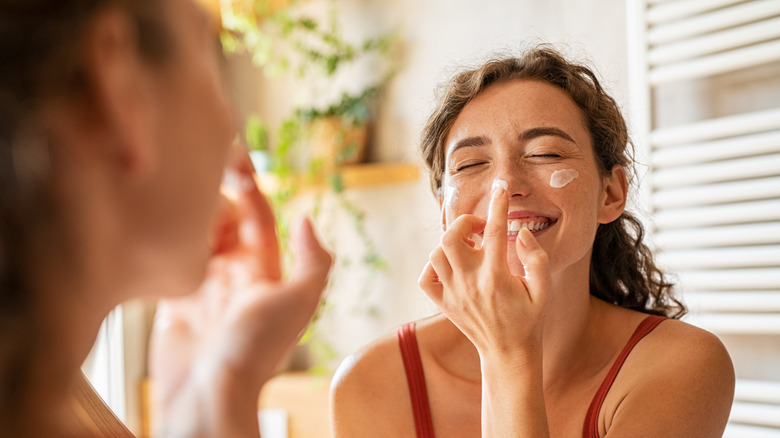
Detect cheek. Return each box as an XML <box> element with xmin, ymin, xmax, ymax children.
<box><xmin>442</xmin><ymin>176</ymin><xmax>491</xmax><ymax>223</ymax></box>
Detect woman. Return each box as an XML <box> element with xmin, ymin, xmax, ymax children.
<box><xmin>331</xmin><ymin>47</ymin><xmax>734</xmax><ymax>437</ymax></box>
<box><xmin>0</xmin><ymin>0</ymin><xmax>331</xmax><ymax>436</ymax></box>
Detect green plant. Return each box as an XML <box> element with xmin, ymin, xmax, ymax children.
<box><xmin>221</xmin><ymin>0</ymin><xmax>396</xmax><ymax>82</ymax></box>
<box><xmin>232</xmin><ymin>0</ymin><xmax>398</xmax><ymax>372</ymax></box>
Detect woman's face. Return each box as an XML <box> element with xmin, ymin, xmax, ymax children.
<box><xmin>441</xmin><ymin>79</ymin><xmax>624</xmax><ymax>277</ymax></box>
<box><xmin>134</xmin><ymin>0</ymin><xmax>235</xmax><ymax>294</ymax></box>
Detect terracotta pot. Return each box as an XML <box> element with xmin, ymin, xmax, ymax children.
<box><xmin>308</xmin><ymin>116</ymin><xmax>368</xmax><ymax>169</ymax></box>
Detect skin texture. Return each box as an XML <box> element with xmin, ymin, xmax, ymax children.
<box><xmin>19</xmin><ymin>0</ymin><xmax>332</xmax><ymax>436</ymax></box>
<box><xmin>330</xmin><ymin>80</ymin><xmax>734</xmax><ymax>437</ymax></box>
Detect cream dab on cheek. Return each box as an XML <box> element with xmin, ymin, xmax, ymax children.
<box><xmin>549</xmin><ymin>169</ymin><xmax>579</xmax><ymax>188</ymax></box>
<box><xmin>443</xmin><ymin>179</ymin><xmax>459</xmax><ymax>207</ymax></box>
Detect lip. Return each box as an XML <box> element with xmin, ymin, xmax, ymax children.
<box><xmin>507</xmin><ymin>210</ymin><xmax>556</xmax><ymax>221</ymax></box>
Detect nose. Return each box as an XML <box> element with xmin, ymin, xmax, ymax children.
<box><xmin>494</xmin><ymin>160</ymin><xmax>532</xmax><ymax>198</ymax></box>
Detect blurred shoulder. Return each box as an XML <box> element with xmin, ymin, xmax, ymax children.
<box><xmin>329</xmin><ymin>322</ymin><xmax>415</xmax><ymax>437</ymax></box>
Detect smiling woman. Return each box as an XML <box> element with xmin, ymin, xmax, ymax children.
<box><xmin>330</xmin><ymin>46</ymin><xmax>735</xmax><ymax>438</ymax></box>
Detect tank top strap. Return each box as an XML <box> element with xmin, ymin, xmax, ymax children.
<box><xmin>582</xmin><ymin>314</ymin><xmax>667</xmax><ymax>438</ymax></box>
<box><xmin>398</xmin><ymin>322</ymin><xmax>436</xmax><ymax>438</ymax></box>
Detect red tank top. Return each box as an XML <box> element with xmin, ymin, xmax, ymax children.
<box><xmin>397</xmin><ymin>315</ymin><xmax>666</xmax><ymax>438</ymax></box>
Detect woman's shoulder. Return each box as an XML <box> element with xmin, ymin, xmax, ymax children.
<box><xmin>617</xmin><ymin>315</ymin><xmax>734</xmax><ymax>387</ymax></box>
<box><xmin>641</xmin><ymin>316</ymin><xmax>733</xmax><ymax>370</ymax></box>
<box><xmin>330</xmin><ymin>318</ymin><xmax>439</xmax><ymax>436</ymax></box>
<box><xmin>602</xmin><ymin>305</ymin><xmax>732</xmax><ymax>371</ymax></box>
<box><xmin>331</xmin><ymin>314</ymin><xmax>451</xmax><ymax>393</ymax></box>
<box><xmin>602</xmin><ymin>315</ymin><xmax>735</xmax><ymax>436</ymax></box>
<box><xmin>331</xmin><ymin>324</ymin><xmax>407</xmax><ymax>394</ymax></box>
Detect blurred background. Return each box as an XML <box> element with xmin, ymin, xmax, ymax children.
<box><xmin>83</xmin><ymin>0</ymin><xmax>780</xmax><ymax>436</ymax></box>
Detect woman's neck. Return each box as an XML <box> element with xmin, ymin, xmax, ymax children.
<box><xmin>20</xmin><ymin>258</ymin><xmax>114</xmax><ymax>436</ymax></box>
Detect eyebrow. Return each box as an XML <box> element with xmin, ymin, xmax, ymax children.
<box><xmin>446</xmin><ymin>135</ymin><xmax>489</xmax><ymax>159</ymax></box>
<box><xmin>446</xmin><ymin>126</ymin><xmax>576</xmax><ymax>159</ymax></box>
<box><xmin>519</xmin><ymin>127</ymin><xmax>576</xmax><ymax>143</ymax></box>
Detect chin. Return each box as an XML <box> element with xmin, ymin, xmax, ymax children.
<box><xmin>158</xmin><ymin>250</ymin><xmax>211</xmax><ymax>299</ymax></box>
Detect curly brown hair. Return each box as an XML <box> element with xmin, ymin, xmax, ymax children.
<box><xmin>421</xmin><ymin>45</ymin><xmax>685</xmax><ymax>319</ymax></box>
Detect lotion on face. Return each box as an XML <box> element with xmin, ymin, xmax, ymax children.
<box><xmin>443</xmin><ymin>181</ymin><xmax>458</xmax><ymax>207</ymax></box>
<box><xmin>549</xmin><ymin>169</ymin><xmax>578</xmax><ymax>188</ymax></box>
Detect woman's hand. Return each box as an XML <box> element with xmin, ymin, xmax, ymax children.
<box><xmin>418</xmin><ymin>180</ymin><xmax>552</xmax><ymax>436</ymax></box>
<box><xmin>419</xmin><ymin>180</ymin><xmax>551</xmax><ymax>359</ymax></box>
<box><xmin>148</xmin><ymin>150</ymin><xmax>332</xmax><ymax>438</ymax></box>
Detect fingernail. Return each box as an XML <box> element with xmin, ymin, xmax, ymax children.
<box><xmin>492</xmin><ymin>179</ymin><xmax>508</xmax><ymax>195</ymax></box>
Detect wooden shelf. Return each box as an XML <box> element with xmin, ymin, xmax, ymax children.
<box><xmin>258</xmin><ymin>372</ymin><xmax>331</xmax><ymax>438</ymax></box>
<box><xmin>338</xmin><ymin>162</ymin><xmax>420</xmax><ymax>188</ymax></box>
<box><xmin>256</xmin><ymin>162</ymin><xmax>420</xmax><ymax>193</ymax></box>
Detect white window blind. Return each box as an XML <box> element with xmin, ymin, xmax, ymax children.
<box><xmin>627</xmin><ymin>1</ymin><xmax>780</xmax><ymax>436</ymax></box>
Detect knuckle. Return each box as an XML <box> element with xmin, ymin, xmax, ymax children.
<box><xmin>440</xmin><ymin>230</ymin><xmax>461</xmax><ymax>247</ymax></box>
<box><xmin>429</xmin><ymin>246</ymin><xmax>445</xmax><ymax>262</ymax></box>
<box><xmin>531</xmin><ymin>250</ymin><xmax>549</xmax><ymax>266</ymax></box>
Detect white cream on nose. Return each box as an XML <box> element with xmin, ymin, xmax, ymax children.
<box><xmin>549</xmin><ymin>169</ymin><xmax>579</xmax><ymax>188</ymax></box>
<box><xmin>492</xmin><ymin>179</ymin><xmax>508</xmax><ymax>191</ymax></box>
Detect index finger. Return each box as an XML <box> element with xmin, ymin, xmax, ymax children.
<box><xmin>223</xmin><ymin>146</ymin><xmax>282</xmax><ymax>281</ymax></box>
<box><xmin>483</xmin><ymin>179</ymin><xmax>509</xmax><ymax>266</ymax></box>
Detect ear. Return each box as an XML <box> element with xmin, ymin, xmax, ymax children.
<box><xmin>84</xmin><ymin>7</ymin><xmax>156</xmax><ymax>175</ymax></box>
<box><xmin>597</xmin><ymin>165</ymin><xmax>627</xmax><ymax>224</ymax></box>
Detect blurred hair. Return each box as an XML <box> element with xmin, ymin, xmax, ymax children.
<box><xmin>0</xmin><ymin>0</ymin><xmax>171</xmax><ymax>428</ymax></box>
<box><xmin>421</xmin><ymin>45</ymin><xmax>685</xmax><ymax>319</ymax></box>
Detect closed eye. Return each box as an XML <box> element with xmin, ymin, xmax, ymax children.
<box><xmin>456</xmin><ymin>162</ymin><xmax>486</xmax><ymax>171</ymax></box>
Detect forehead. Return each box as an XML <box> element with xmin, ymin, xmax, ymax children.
<box><xmin>445</xmin><ymin>79</ymin><xmax>590</xmax><ymax>149</ymax></box>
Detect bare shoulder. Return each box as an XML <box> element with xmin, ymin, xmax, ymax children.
<box><xmin>604</xmin><ymin>317</ymin><xmax>735</xmax><ymax>437</ymax></box>
<box><xmin>330</xmin><ymin>324</ymin><xmax>414</xmax><ymax>437</ymax></box>
<box><xmin>639</xmin><ymin>318</ymin><xmax>734</xmax><ymax>382</ymax></box>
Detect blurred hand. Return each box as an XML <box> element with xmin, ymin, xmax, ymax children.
<box><xmin>149</xmin><ymin>149</ymin><xmax>332</xmax><ymax>437</ymax></box>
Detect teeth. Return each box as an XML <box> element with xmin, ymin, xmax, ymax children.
<box><xmin>507</xmin><ymin>219</ymin><xmax>549</xmax><ymax>235</ymax></box>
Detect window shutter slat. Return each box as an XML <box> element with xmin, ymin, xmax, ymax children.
<box><xmin>678</xmin><ymin>268</ymin><xmax>780</xmax><ymax>290</ymax></box>
<box><xmin>659</xmin><ymin>245</ymin><xmax>780</xmax><ymax>269</ymax></box>
<box><xmin>651</xmin><ymin>107</ymin><xmax>780</xmax><ymax>147</ymax></box>
<box><xmin>652</xmin><ymin>154</ymin><xmax>780</xmax><ymax>189</ymax></box>
<box><xmin>649</xmin><ymin>39</ymin><xmax>780</xmax><ymax>84</ymax></box>
<box><xmin>685</xmin><ymin>314</ymin><xmax>780</xmax><ymax>335</ymax></box>
<box><xmin>655</xmin><ymin>223</ymin><xmax>780</xmax><ymax>249</ymax></box>
<box><xmin>729</xmin><ymin>402</ymin><xmax>780</xmax><ymax>427</ymax></box>
<box><xmin>653</xmin><ymin>176</ymin><xmax>780</xmax><ymax>208</ymax></box>
<box><xmin>647</xmin><ymin>0</ymin><xmax>780</xmax><ymax>45</ymax></box>
<box><xmin>685</xmin><ymin>292</ymin><xmax>780</xmax><ymax>313</ymax></box>
<box><xmin>647</xmin><ymin>0</ymin><xmax>748</xmax><ymax>26</ymax></box>
<box><xmin>724</xmin><ymin>423</ymin><xmax>780</xmax><ymax>438</ymax></box>
<box><xmin>654</xmin><ymin>199</ymin><xmax>780</xmax><ymax>229</ymax></box>
<box><xmin>649</xmin><ymin>16</ymin><xmax>780</xmax><ymax>65</ymax></box>
<box><xmin>652</xmin><ymin>130</ymin><xmax>780</xmax><ymax>167</ymax></box>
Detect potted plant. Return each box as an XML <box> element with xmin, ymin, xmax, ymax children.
<box><xmin>222</xmin><ymin>0</ymin><xmax>398</xmax><ymax>372</ymax></box>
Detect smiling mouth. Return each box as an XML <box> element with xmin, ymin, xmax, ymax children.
<box><xmin>507</xmin><ymin>219</ymin><xmax>548</xmax><ymax>235</ymax></box>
